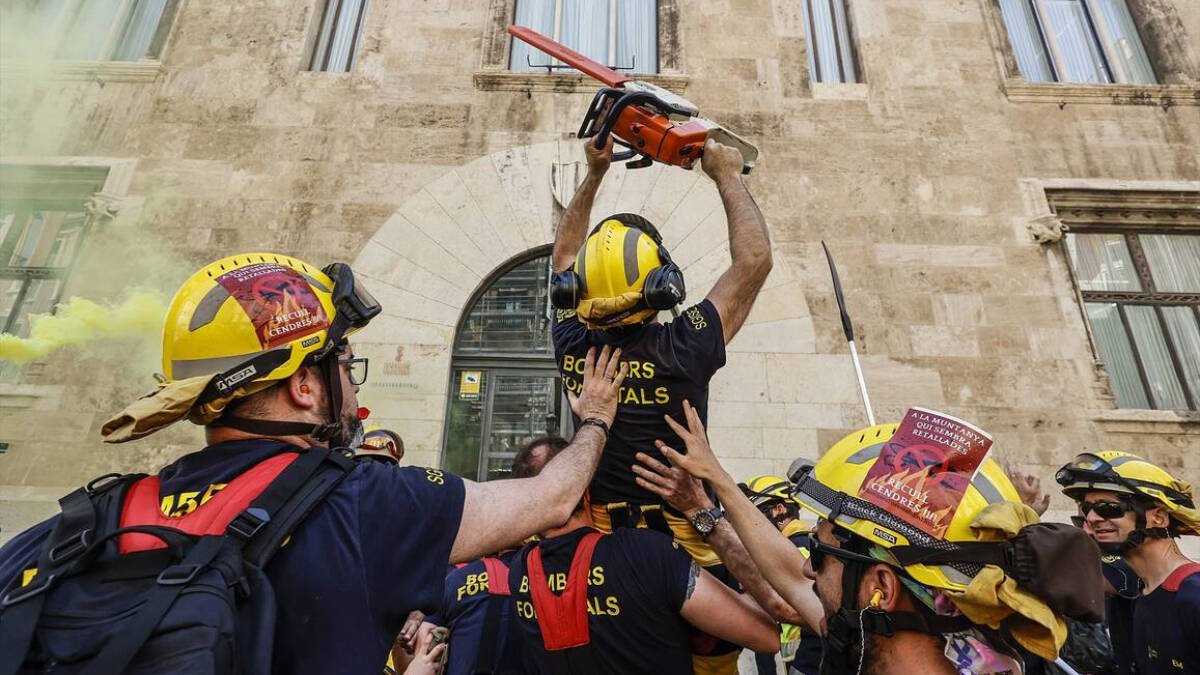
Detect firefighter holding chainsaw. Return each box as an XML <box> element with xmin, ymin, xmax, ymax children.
<box><xmin>549</xmin><ymin>135</ymin><xmax>773</xmax><ymax>674</ymax></box>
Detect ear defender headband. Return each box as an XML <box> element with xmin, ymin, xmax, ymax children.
<box><xmin>549</xmin><ymin>213</ymin><xmax>686</xmax><ymax>312</ymax></box>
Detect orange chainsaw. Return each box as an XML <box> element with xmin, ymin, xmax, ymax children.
<box><xmin>508</xmin><ymin>25</ymin><xmax>758</xmax><ymax>174</ymax></box>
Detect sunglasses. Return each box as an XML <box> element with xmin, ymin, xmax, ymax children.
<box><xmin>807</xmin><ymin>533</ymin><xmax>891</xmax><ymax>573</ymax></box>
<box><xmin>1077</xmin><ymin>499</ymin><xmax>1133</xmax><ymax>520</ymax></box>
<box><xmin>338</xmin><ymin>356</ymin><xmax>369</xmax><ymax>386</ymax></box>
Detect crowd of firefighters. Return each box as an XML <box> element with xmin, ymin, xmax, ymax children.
<box><xmin>0</xmin><ymin>137</ymin><xmax>1196</xmax><ymax>675</ymax></box>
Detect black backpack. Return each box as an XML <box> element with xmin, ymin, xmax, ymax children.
<box><xmin>0</xmin><ymin>446</ymin><xmax>354</xmax><ymax>674</ymax></box>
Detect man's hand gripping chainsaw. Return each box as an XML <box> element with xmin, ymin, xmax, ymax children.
<box><xmin>508</xmin><ymin>25</ymin><xmax>759</xmax><ymax>174</ymax></box>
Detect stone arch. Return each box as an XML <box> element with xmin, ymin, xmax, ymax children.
<box><xmin>351</xmin><ymin>141</ymin><xmax>817</xmax><ymax>474</ymax></box>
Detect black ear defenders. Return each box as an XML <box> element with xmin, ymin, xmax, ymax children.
<box><xmin>549</xmin><ymin>213</ymin><xmax>686</xmax><ymax>311</ymax></box>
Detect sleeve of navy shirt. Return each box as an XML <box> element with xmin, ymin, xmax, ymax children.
<box><xmin>617</xmin><ymin>529</ymin><xmax>694</xmax><ymax>612</ymax></box>
<box><xmin>660</xmin><ymin>300</ymin><xmax>726</xmax><ymax>383</ymax></box>
<box><xmin>356</xmin><ymin>463</ymin><xmax>466</xmax><ymax>619</ymax></box>
<box><xmin>550</xmin><ymin>308</ymin><xmax>584</xmax><ymax>356</ymax></box>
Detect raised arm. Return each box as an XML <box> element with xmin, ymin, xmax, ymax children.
<box><xmin>552</xmin><ymin>137</ymin><xmax>614</xmax><ymax>272</ymax></box>
<box><xmin>450</xmin><ymin>346</ymin><xmax>627</xmax><ymax>562</ymax></box>
<box><xmin>700</xmin><ymin>140</ymin><xmax>773</xmax><ymax>344</ymax></box>
<box><xmin>657</xmin><ymin>402</ymin><xmax>814</xmax><ymax>618</ymax></box>
<box><xmin>681</xmin><ymin>566</ymin><xmax>781</xmax><ymax>654</ymax></box>
<box><xmin>632</xmin><ymin>452</ymin><xmax>822</xmax><ymax>631</ymax></box>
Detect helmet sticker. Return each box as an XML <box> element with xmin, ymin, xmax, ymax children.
<box><xmin>858</xmin><ymin>407</ymin><xmax>994</xmax><ymax>539</ymax></box>
<box><xmin>216</xmin><ymin>263</ymin><xmax>329</xmax><ymax>349</ymax></box>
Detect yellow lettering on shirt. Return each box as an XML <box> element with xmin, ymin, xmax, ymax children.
<box><xmin>516</xmin><ymin>599</ymin><xmax>536</xmax><ymax>619</ymax></box>
<box><xmin>159</xmin><ymin>483</ymin><xmax>228</xmax><ymax>517</ymax></box>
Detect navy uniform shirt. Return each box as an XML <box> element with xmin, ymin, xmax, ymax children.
<box><xmin>426</xmin><ymin>550</ymin><xmax>522</xmax><ymax>675</ymax></box>
<box><xmin>509</xmin><ymin>527</ymin><xmax>696</xmax><ymax>675</ymax></box>
<box><xmin>0</xmin><ymin>439</ymin><xmax>465</xmax><ymax>675</ymax></box>
<box><xmin>552</xmin><ymin>300</ymin><xmax>726</xmax><ymax>505</ymax></box>
<box><xmin>1102</xmin><ymin>556</ymin><xmax>1140</xmax><ymax>675</ymax></box>
<box><xmin>1132</xmin><ymin>563</ymin><xmax>1200</xmax><ymax>675</ymax></box>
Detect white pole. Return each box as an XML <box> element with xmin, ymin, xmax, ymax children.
<box><xmin>848</xmin><ymin>339</ymin><xmax>875</xmax><ymax>426</ymax></box>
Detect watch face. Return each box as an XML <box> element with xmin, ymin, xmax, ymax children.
<box><xmin>693</xmin><ymin>510</ymin><xmax>715</xmax><ymax>535</ymax></box>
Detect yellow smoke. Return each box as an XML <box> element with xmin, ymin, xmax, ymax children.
<box><xmin>0</xmin><ymin>290</ymin><xmax>166</xmax><ymax>364</ymax></box>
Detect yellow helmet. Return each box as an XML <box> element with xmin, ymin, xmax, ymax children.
<box><xmin>568</xmin><ymin>214</ymin><xmax>684</xmax><ymax>328</ymax></box>
<box><xmin>739</xmin><ymin>475</ymin><xmax>794</xmax><ymax>508</ymax></box>
<box><xmin>102</xmin><ymin>252</ymin><xmax>380</xmax><ymax>443</ymax></box>
<box><xmin>164</xmin><ymin>253</ymin><xmax>336</xmax><ymax>387</ymax></box>
<box><xmin>358</xmin><ymin>426</ymin><xmax>404</xmax><ymax>464</ymax></box>
<box><xmin>1056</xmin><ymin>451</ymin><xmax>1199</xmax><ymax>536</ymax></box>
<box><xmin>792</xmin><ymin>423</ymin><xmax>1024</xmax><ymax>593</ymax></box>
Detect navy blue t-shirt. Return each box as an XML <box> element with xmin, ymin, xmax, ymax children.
<box><xmin>0</xmin><ymin>440</ymin><xmax>465</xmax><ymax>675</ymax></box>
<box><xmin>509</xmin><ymin>526</ymin><xmax>696</xmax><ymax>675</ymax></box>
<box><xmin>1132</xmin><ymin>563</ymin><xmax>1200</xmax><ymax>675</ymax></box>
<box><xmin>426</xmin><ymin>549</ymin><xmax>522</xmax><ymax>675</ymax></box>
<box><xmin>1102</xmin><ymin>556</ymin><xmax>1140</xmax><ymax>675</ymax></box>
<box><xmin>552</xmin><ymin>300</ymin><xmax>726</xmax><ymax>505</ymax></box>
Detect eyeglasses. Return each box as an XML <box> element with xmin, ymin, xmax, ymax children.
<box><xmin>807</xmin><ymin>533</ymin><xmax>891</xmax><ymax>573</ymax></box>
<box><xmin>339</xmin><ymin>356</ymin><xmax>369</xmax><ymax>386</ymax></box>
<box><xmin>1078</xmin><ymin>499</ymin><xmax>1132</xmax><ymax>520</ymax></box>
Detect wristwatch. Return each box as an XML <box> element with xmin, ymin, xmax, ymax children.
<box><xmin>690</xmin><ymin>507</ymin><xmax>725</xmax><ymax>539</ymax></box>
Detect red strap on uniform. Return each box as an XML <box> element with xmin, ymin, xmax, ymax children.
<box><xmin>118</xmin><ymin>453</ymin><xmax>299</xmax><ymax>554</ymax></box>
<box><xmin>483</xmin><ymin>557</ymin><xmax>511</xmax><ymax>596</ymax></box>
<box><xmin>1163</xmin><ymin>562</ymin><xmax>1200</xmax><ymax>592</ymax></box>
<box><xmin>527</xmin><ymin>531</ymin><xmax>603</xmax><ymax>650</ymax></box>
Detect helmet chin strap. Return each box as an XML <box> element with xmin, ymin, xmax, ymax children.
<box><xmin>217</xmin><ymin>357</ymin><xmax>362</xmax><ymax>449</ymax></box>
<box><xmin>1104</xmin><ymin>501</ymin><xmax>1173</xmax><ymax>555</ymax></box>
<box><xmin>820</xmin><ymin>550</ymin><xmax>973</xmax><ymax>675</ymax></box>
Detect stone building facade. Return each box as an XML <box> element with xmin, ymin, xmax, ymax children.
<box><xmin>1</xmin><ymin>0</ymin><xmax>1197</xmax><ymax>543</ymax></box>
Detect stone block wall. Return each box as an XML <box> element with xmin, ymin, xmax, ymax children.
<box><xmin>0</xmin><ymin>0</ymin><xmax>1197</xmax><ymax>548</ymax></box>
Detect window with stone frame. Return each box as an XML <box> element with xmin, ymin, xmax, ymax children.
<box><xmin>996</xmin><ymin>0</ymin><xmax>1156</xmax><ymax>84</ymax></box>
<box><xmin>1054</xmin><ymin>191</ymin><xmax>1200</xmax><ymax>411</ymax></box>
<box><xmin>509</xmin><ymin>0</ymin><xmax>659</xmax><ymax>75</ymax></box>
<box><xmin>442</xmin><ymin>252</ymin><xmax>569</xmax><ymax>481</ymax></box>
<box><xmin>0</xmin><ymin>166</ymin><xmax>108</xmax><ymax>339</ymax></box>
<box><xmin>25</xmin><ymin>0</ymin><xmax>181</xmax><ymax>62</ymax></box>
<box><xmin>309</xmin><ymin>0</ymin><xmax>370</xmax><ymax>73</ymax></box>
<box><xmin>477</xmin><ymin>0</ymin><xmax>686</xmax><ymax>87</ymax></box>
<box><xmin>801</xmin><ymin>0</ymin><xmax>859</xmax><ymax>83</ymax></box>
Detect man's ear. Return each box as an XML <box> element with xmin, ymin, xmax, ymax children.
<box><xmin>1145</xmin><ymin>504</ymin><xmax>1172</xmax><ymax>529</ymax></box>
<box><xmin>284</xmin><ymin>367</ymin><xmax>322</xmax><ymax>411</ymax></box>
<box><xmin>860</xmin><ymin>564</ymin><xmax>905</xmax><ymax>612</ymax></box>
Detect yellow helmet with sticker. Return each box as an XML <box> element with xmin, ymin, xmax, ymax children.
<box><xmin>572</xmin><ymin>214</ymin><xmax>684</xmax><ymax>328</ymax></box>
<box><xmin>792</xmin><ymin>423</ymin><xmax>1024</xmax><ymax>593</ymax></box>
<box><xmin>163</xmin><ymin>253</ymin><xmax>338</xmax><ymax>388</ymax></box>
<box><xmin>101</xmin><ymin>252</ymin><xmax>380</xmax><ymax>443</ymax></box>
<box><xmin>1056</xmin><ymin>450</ymin><xmax>1199</xmax><ymax>535</ymax></box>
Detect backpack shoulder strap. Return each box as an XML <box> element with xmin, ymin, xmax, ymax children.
<box><xmin>1163</xmin><ymin>562</ymin><xmax>1200</xmax><ymax>592</ymax></box>
<box><xmin>0</xmin><ymin>473</ymin><xmax>140</xmax><ymax>675</ymax></box>
<box><xmin>236</xmin><ymin>446</ymin><xmax>355</xmax><ymax>567</ymax></box>
<box><xmin>473</xmin><ymin>557</ymin><xmax>512</xmax><ymax>673</ymax></box>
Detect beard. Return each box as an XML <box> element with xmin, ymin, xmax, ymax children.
<box><xmin>819</xmin><ymin>613</ymin><xmax>883</xmax><ymax>675</ymax></box>
<box><xmin>333</xmin><ymin>413</ymin><xmax>365</xmax><ymax>450</ymax></box>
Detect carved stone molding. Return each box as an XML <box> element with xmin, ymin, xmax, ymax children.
<box><xmin>84</xmin><ymin>192</ymin><xmax>122</xmax><ymax>222</ymax></box>
<box><xmin>1026</xmin><ymin>213</ymin><xmax>1066</xmax><ymax>244</ymax></box>
<box><xmin>0</xmin><ymin>59</ymin><xmax>164</xmax><ymax>84</ymax></box>
<box><xmin>473</xmin><ymin>70</ymin><xmax>690</xmax><ymax>94</ymax></box>
<box><xmin>1003</xmin><ymin>80</ymin><xmax>1200</xmax><ymax>107</ymax></box>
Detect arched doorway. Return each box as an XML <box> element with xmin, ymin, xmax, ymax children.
<box><xmin>441</xmin><ymin>249</ymin><xmax>569</xmax><ymax>481</ymax></box>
